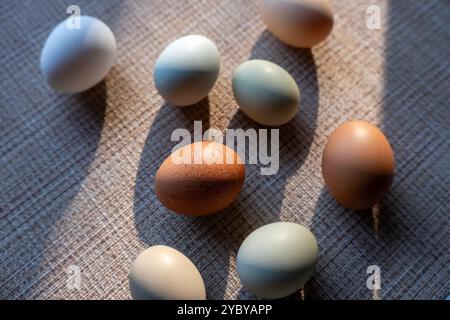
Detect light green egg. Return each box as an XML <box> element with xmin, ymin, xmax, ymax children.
<box><xmin>232</xmin><ymin>60</ymin><xmax>300</xmax><ymax>126</ymax></box>
<box><xmin>237</xmin><ymin>222</ymin><xmax>318</xmax><ymax>299</ymax></box>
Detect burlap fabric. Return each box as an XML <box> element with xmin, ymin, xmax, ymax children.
<box><xmin>0</xmin><ymin>0</ymin><xmax>448</xmax><ymax>299</ymax></box>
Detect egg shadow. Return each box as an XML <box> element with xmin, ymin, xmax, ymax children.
<box><xmin>380</xmin><ymin>0</ymin><xmax>450</xmax><ymax>245</ymax></box>
<box><xmin>309</xmin><ymin>1</ymin><xmax>449</xmax><ymax>300</ymax></box>
<box><xmin>0</xmin><ymin>0</ymin><xmax>135</xmax><ymax>299</ymax></box>
<box><xmin>133</xmin><ymin>98</ymin><xmax>255</xmax><ymax>299</ymax></box>
<box><xmin>305</xmin><ymin>187</ymin><xmax>380</xmax><ymax>299</ymax></box>
<box><xmin>307</xmin><ymin>143</ymin><xmax>423</xmax><ymax>299</ymax></box>
<box><xmin>374</xmin><ymin>0</ymin><xmax>449</xmax><ymax>299</ymax></box>
<box><xmin>229</xmin><ymin>30</ymin><xmax>319</xmax><ymax>299</ymax></box>
<box><xmin>0</xmin><ymin>81</ymin><xmax>107</xmax><ymax>299</ymax></box>
<box><xmin>308</xmin><ymin>187</ymin><xmax>439</xmax><ymax>299</ymax></box>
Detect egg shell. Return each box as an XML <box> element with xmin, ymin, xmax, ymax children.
<box><xmin>154</xmin><ymin>35</ymin><xmax>221</xmax><ymax>106</ymax></box>
<box><xmin>155</xmin><ymin>141</ymin><xmax>245</xmax><ymax>216</ymax></box>
<box><xmin>129</xmin><ymin>245</ymin><xmax>206</xmax><ymax>300</ymax></box>
<box><xmin>259</xmin><ymin>0</ymin><xmax>334</xmax><ymax>48</ymax></box>
<box><xmin>237</xmin><ymin>222</ymin><xmax>318</xmax><ymax>299</ymax></box>
<box><xmin>321</xmin><ymin>120</ymin><xmax>395</xmax><ymax>210</ymax></box>
<box><xmin>232</xmin><ymin>60</ymin><xmax>300</xmax><ymax>126</ymax></box>
<box><xmin>40</xmin><ymin>16</ymin><xmax>116</xmax><ymax>93</ymax></box>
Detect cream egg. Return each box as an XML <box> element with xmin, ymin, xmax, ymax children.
<box><xmin>154</xmin><ymin>35</ymin><xmax>221</xmax><ymax>106</ymax></box>
<box><xmin>259</xmin><ymin>0</ymin><xmax>334</xmax><ymax>48</ymax></box>
<box><xmin>129</xmin><ymin>245</ymin><xmax>206</xmax><ymax>300</ymax></box>
<box><xmin>40</xmin><ymin>16</ymin><xmax>116</xmax><ymax>93</ymax></box>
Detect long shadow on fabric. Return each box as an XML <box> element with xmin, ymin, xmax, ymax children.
<box><xmin>0</xmin><ymin>81</ymin><xmax>106</xmax><ymax>299</ymax></box>
<box><xmin>1</xmin><ymin>0</ymin><xmax>152</xmax><ymax>299</ymax></box>
<box><xmin>374</xmin><ymin>0</ymin><xmax>449</xmax><ymax>299</ymax></box>
<box><xmin>133</xmin><ymin>99</ymin><xmax>255</xmax><ymax>299</ymax></box>
<box><xmin>0</xmin><ymin>0</ymin><xmax>129</xmax><ymax>299</ymax></box>
<box><xmin>232</xmin><ymin>30</ymin><xmax>319</xmax><ymax>299</ymax></box>
<box><xmin>309</xmin><ymin>1</ymin><xmax>449</xmax><ymax>300</ymax></box>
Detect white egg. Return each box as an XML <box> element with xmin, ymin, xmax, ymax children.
<box><xmin>129</xmin><ymin>245</ymin><xmax>206</xmax><ymax>300</ymax></box>
<box><xmin>40</xmin><ymin>16</ymin><xmax>116</xmax><ymax>93</ymax></box>
<box><xmin>154</xmin><ymin>35</ymin><xmax>221</xmax><ymax>106</ymax></box>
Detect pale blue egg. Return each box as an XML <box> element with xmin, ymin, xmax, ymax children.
<box><xmin>154</xmin><ymin>35</ymin><xmax>221</xmax><ymax>106</ymax></box>
<box><xmin>40</xmin><ymin>16</ymin><xmax>116</xmax><ymax>93</ymax></box>
<box><xmin>237</xmin><ymin>222</ymin><xmax>318</xmax><ymax>299</ymax></box>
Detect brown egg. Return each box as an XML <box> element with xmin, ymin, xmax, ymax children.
<box><xmin>321</xmin><ymin>121</ymin><xmax>395</xmax><ymax>210</ymax></box>
<box><xmin>259</xmin><ymin>0</ymin><xmax>334</xmax><ymax>48</ymax></box>
<box><xmin>155</xmin><ymin>141</ymin><xmax>245</xmax><ymax>216</ymax></box>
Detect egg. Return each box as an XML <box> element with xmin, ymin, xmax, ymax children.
<box><xmin>155</xmin><ymin>141</ymin><xmax>245</xmax><ymax>216</ymax></box>
<box><xmin>129</xmin><ymin>245</ymin><xmax>206</xmax><ymax>300</ymax></box>
<box><xmin>237</xmin><ymin>222</ymin><xmax>318</xmax><ymax>299</ymax></box>
<box><xmin>321</xmin><ymin>121</ymin><xmax>395</xmax><ymax>210</ymax></box>
<box><xmin>232</xmin><ymin>60</ymin><xmax>300</xmax><ymax>126</ymax></box>
<box><xmin>40</xmin><ymin>16</ymin><xmax>116</xmax><ymax>93</ymax></box>
<box><xmin>259</xmin><ymin>0</ymin><xmax>334</xmax><ymax>48</ymax></box>
<box><xmin>154</xmin><ymin>35</ymin><xmax>221</xmax><ymax>106</ymax></box>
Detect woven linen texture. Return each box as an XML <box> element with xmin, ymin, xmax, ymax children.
<box><xmin>0</xmin><ymin>0</ymin><xmax>448</xmax><ymax>299</ymax></box>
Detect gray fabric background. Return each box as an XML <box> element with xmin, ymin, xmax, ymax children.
<box><xmin>0</xmin><ymin>0</ymin><xmax>448</xmax><ymax>300</ymax></box>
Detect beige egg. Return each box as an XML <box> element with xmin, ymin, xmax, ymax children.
<box><xmin>259</xmin><ymin>0</ymin><xmax>334</xmax><ymax>48</ymax></box>
<box><xmin>155</xmin><ymin>141</ymin><xmax>245</xmax><ymax>216</ymax></box>
<box><xmin>129</xmin><ymin>245</ymin><xmax>206</xmax><ymax>300</ymax></box>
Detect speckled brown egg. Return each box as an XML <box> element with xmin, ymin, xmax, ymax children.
<box><xmin>259</xmin><ymin>0</ymin><xmax>334</xmax><ymax>48</ymax></box>
<box><xmin>321</xmin><ymin>121</ymin><xmax>395</xmax><ymax>210</ymax></box>
<box><xmin>155</xmin><ymin>141</ymin><xmax>245</xmax><ymax>216</ymax></box>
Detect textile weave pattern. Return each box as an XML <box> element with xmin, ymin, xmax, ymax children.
<box><xmin>0</xmin><ymin>0</ymin><xmax>448</xmax><ymax>299</ymax></box>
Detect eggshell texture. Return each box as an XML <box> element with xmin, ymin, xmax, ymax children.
<box><xmin>40</xmin><ymin>16</ymin><xmax>116</xmax><ymax>93</ymax></box>
<box><xmin>321</xmin><ymin>121</ymin><xmax>395</xmax><ymax>210</ymax></box>
<box><xmin>154</xmin><ymin>35</ymin><xmax>221</xmax><ymax>106</ymax></box>
<box><xmin>237</xmin><ymin>222</ymin><xmax>318</xmax><ymax>299</ymax></box>
<box><xmin>129</xmin><ymin>245</ymin><xmax>206</xmax><ymax>300</ymax></box>
<box><xmin>232</xmin><ymin>60</ymin><xmax>300</xmax><ymax>126</ymax></box>
<box><xmin>259</xmin><ymin>0</ymin><xmax>334</xmax><ymax>48</ymax></box>
<box><xmin>155</xmin><ymin>141</ymin><xmax>245</xmax><ymax>216</ymax></box>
